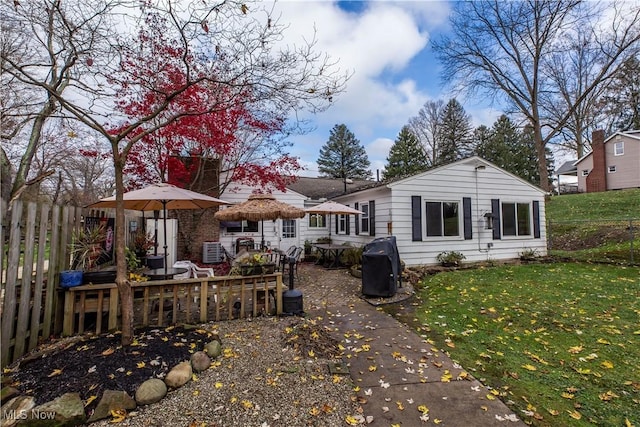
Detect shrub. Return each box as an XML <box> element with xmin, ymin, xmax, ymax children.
<box><xmin>436</xmin><ymin>251</ymin><xmax>465</xmax><ymax>266</ymax></box>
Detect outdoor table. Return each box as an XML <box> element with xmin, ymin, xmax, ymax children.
<box><xmin>143</xmin><ymin>267</ymin><xmax>188</xmax><ymax>281</ymax></box>
<box><xmin>313</xmin><ymin>244</ymin><xmax>349</xmax><ymax>269</ymax></box>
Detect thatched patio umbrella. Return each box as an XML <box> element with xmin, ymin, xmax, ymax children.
<box><xmin>214</xmin><ymin>193</ymin><xmax>305</xmax><ymax>249</ymax></box>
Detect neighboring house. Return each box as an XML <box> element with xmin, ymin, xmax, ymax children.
<box><xmin>217</xmin><ymin>157</ymin><xmax>548</xmax><ymax>266</ymax></box>
<box><xmin>574</xmin><ymin>129</ymin><xmax>640</xmax><ymax>193</ymax></box>
<box><xmin>327</xmin><ymin>157</ymin><xmax>548</xmax><ymax>266</ymax></box>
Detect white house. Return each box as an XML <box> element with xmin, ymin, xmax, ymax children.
<box><xmin>326</xmin><ymin>157</ymin><xmax>548</xmax><ymax>266</ymax></box>
<box><xmin>217</xmin><ymin>157</ymin><xmax>548</xmax><ymax>266</ymax></box>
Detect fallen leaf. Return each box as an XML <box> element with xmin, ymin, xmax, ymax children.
<box><xmin>84</xmin><ymin>395</ymin><xmax>97</xmax><ymax>407</ymax></box>
<box><xmin>567</xmin><ymin>410</ymin><xmax>582</xmax><ymax>420</ymax></box>
<box><xmin>102</xmin><ymin>347</ymin><xmax>115</xmax><ymax>356</ymax></box>
<box><xmin>48</xmin><ymin>369</ymin><xmax>63</xmax><ymax>377</ymax></box>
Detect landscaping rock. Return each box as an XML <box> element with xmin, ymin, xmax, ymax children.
<box><xmin>1</xmin><ymin>395</ymin><xmax>35</xmax><ymax>427</ymax></box>
<box><xmin>87</xmin><ymin>390</ymin><xmax>136</xmax><ymax>423</ymax></box>
<box><xmin>164</xmin><ymin>361</ymin><xmax>192</xmax><ymax>388</ymax></box>
<box><xmin>135</xmin><ymin>379</ymin><xmax>167</xmax><ymax>406</ymax></box>
<box><xmin>204</xmin><ymin>340</ymin><xmax>222</xmax><ymax>358</ymax></box>
<box><xmin>190</xmin><ymin>351</ymin><xmax>211</xmax><ymax>372</ymax></box>
<box><xmin>1</xmin><ymin>386</ymin><xmax>20</xmax><ymax>402</ymax></box>
<box><xmin>25</xmin><ymin>392</ymin><xmax>86</xmax><ymax>426</ymax></box>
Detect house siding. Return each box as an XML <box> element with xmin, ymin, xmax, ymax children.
<box><xmin>333</xmin><ymin>158</ymin><xmax>547</xmax><ymax>267</ymax></box>
<box><xmin>576</xmin><ymin>155</ymin><xmax>593</xmax><ymax>193</ymax></box>
<box><xmin>606</xmin><ymin>135</ymin><xmax>640</xmax><ymax>190</ymax></box>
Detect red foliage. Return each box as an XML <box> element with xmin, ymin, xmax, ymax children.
<box><xmin>108</xmin><ymin>11</ymin><xmax>299</xmax><ymax>192</ymax></box>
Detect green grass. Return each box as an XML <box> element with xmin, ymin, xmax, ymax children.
<box><xmin>546</xmin><ymin>189</ymin><xmax>640</xmax><ymax>264</ymax></box>
<box><xmin>547</xmin><ymin>188</ymin><xmax>640</xmax><ymax>221</ymax></box>
<box><xmin>399</xmin><ymin>263</ymin><xmax>640</xmax><ymax>426</ymax></box>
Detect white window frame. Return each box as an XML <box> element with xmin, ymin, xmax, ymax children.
<box><xmin>501</xmin><ymin>202</ymin><xmax>532</xmax><ymax>238</ymax></box>
<box><xmin>282</xmin><ymin>219</ymin><xmax>296</xmax><ymax>238</ymax></box>
<box><xmin>338</xmin><ymin>214</ymin><xmax>347</xmax><ymax>234</ymax></box>
<box><xmin>360</xmin><ymin>202</ymin><xmax>370</xmax><ymax>235</ymax></box>
<box><xmin>308</xmin><ymin>213</ymin><xmax>326</xmax><ymax>229</ymax></box>
<box><xmin>424</xmin><ymin>200</ymin><xmax>460</xmax><ymax>238</ymax></box>
<box><xmin>614</xmin><ymin>141</ymin><xmax>624</xmax><ymax>156</ymax></box>
<box><xmin>581</xmin><ymin>169</ymin><xmax>589</xmax><ymax>176</ymax></box>
<box><xmin>608</xmin><ymin>165</ymin><xmax>617</xmax><ymax>173</ymax></box>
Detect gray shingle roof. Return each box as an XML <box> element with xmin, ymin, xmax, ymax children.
<box><xmin>286</xmin><ymin>177</ymin><xmax>378</xmax><ymax>199</ymax></box>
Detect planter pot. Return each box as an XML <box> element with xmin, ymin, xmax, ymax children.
<box><xmin>60</xmin><ymin>270</ymin><xmax>83</xmax><ymax>288</ymax></box>
<box><xmin>82</xmin><ymin>269</ymin><xmax>117</xmax><ymax>284</ymax></box>
<box><xmin>240</xmin><ymin>264</ymin><xmax>256</xmax><ymax>276</ymax></box>
<box><xmin>261</xmin><ymin>263</ymin><xmax>277</xmax><ymax>274</ymax></box>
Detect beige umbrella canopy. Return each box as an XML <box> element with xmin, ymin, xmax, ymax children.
<box><xmin>305</xmin><ymin>200</ymin><xmax>363</xmax><ymax>215</ymax></box>
<box><xmin>88</xmin><ymin>183</ymin><xmax>230</xmax><ymax>272</ymax></box>
<box><xmin>304</xmin><ymin>200</ymin><xmax>362</xmax><ymax>236</ymax></box>
<box><xmin>214</xmin><ymin>193</ymin><xmax>305</xmax><ymax>248</ymax></box>
<box><xmin>88</xmin><ymin>182</ymin><xmax>229</xmax><ymax>211</ymax></box>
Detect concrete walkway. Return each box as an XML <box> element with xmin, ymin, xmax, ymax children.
<box><xmin>297</xmin><ymin>263</ymin><xmax>525</xmax><ymax>426</ymax></box>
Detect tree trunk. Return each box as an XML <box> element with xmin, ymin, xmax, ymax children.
<box><xmin>113</xmin><ymin>151</ymin><xmax>134</xmax><ymax>346</ymax></box>
<box><xmin>10</xmin><ymin>100</ymin><xmax>56</xmax><ymax>200</ymax></box>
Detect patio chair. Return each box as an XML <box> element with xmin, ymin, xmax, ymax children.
<box><xmin>173</xmin><ymin>261</ymin><xmax>216</xmax><ymax>303</ymax></box>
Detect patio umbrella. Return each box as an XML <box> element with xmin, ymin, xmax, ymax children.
<box><xmin>304</xmin><ymin>200</ymin><xmax>362</xmax><ymax>236</ymax></box>
<box><xmin>88</xmin><ymin>182</ymin><xmax>230</xmax><ymax>274</ymax></box>
<box><xmin>214</xmin><ymin>193</ymin><xmax>305</xmax><ymax>249</ymax></box>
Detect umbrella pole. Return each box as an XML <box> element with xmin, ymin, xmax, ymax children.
<box><xmin>163</xmin><ymin>201</ymin><xmax>168</xmax><ymax>275</ymax></box>
<box><xmin>261</xmin><ymin>219</ymin><xmax>265</xmax><ymax>250</ymax></box>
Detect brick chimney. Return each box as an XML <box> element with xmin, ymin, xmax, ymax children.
<box><xmin>586</xmin><ymin>130</ymin><xmax>607</xmax><ymax>193</ymax></box>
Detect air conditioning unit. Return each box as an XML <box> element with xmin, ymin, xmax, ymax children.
<box><xmin>203</xmin><ymin>242</ymin><xmax>223</xmax><ymax>264</ymax></box>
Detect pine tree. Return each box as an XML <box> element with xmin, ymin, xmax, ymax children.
<box><xmin>437</xmin><ymin>98</ymin><xmax>473</xmax><ymax>165</ymax></box>
<box><xmin>383</xmin><ymin>126</ymin><xmax>428</xmax><ymax>180</ymax></box>
<box><xmin>474</xmin><ymin>115</ymin><xmax>550</xmax><ymax>186</ymax></box>
<box><xmin>317</xmin><ymin>124</ymin><xmax>371</xmax><ymax>180</ymax></box>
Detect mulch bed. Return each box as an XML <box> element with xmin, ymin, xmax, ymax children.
<box><xmin>5</xmin><ymin>326</ymin><xmax>214</xmax><ymax>416</ymax></box>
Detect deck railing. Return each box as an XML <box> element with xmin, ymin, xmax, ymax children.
<box><xmin>62</xmin><ymin>273</ymin><xmax>283</xmax><ymax>336</ymax></box>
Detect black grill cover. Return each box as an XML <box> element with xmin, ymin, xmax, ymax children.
<box><xmin>361</xmin><ymin>236</ymin><xmax>401</xmax><ymax>297</ymax></box>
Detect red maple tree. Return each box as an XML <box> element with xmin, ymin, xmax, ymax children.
<box><xmin>112</xmin><ymin>12</ymin><xmax>300</xmax><ymax>193</ymax></box>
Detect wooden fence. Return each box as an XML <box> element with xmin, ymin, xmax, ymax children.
<box><xmin>0</xmin><ymin>198</ymin><xmax>140</xmax><ymax>368</ymax></box>
<box><xmin>62</xmin><ymin>273</ymin><xmax>283</xmax><ymax>336</ymax></box>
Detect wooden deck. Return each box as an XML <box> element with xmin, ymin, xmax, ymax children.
<box><xmin>62</xmin><ymin>273</ymin><xmax>284</xmax><ymax>336</ymax></box>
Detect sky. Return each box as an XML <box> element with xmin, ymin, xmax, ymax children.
<box><xmin>268</xmin><ymin>0</ymin><xmax>503</xmax><ymax>178</ymax></box>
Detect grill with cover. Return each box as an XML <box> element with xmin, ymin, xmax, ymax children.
<box><xmin>361</xmin><ymin>236</ymin><xmax>402</xmax><ymax>297</ymax></box>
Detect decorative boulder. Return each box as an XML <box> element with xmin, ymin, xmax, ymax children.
<box><xmin>204</xmin><ymin>340</ymin><xmax>222</xmax><ymax>358</ymax></box>
<box><xmin>135</xmin><ymin>379</ymin><xmax>167</xmax><ymax>406</ymax></box>
<box><xmin>164</xmin><ymin>362</ymin><xmax>192</xmax><ymax>388</ymax></box>
<box><xmin>88</xmin><ymin>390</ymin><xmax>136</xmax><ymax>423</ymax></box>
<box><xmin>28</xmin><ymin>392</ymin><xmax>86</xmax><ymax>425</ymax></box>
<box><xmin>190</xmin><ymin>351</ymin><xmax>211</xmax><ymax>373</ymax></box>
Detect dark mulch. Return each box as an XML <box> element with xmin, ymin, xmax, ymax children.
<box><xmin>6</xmin><ymin>326</ymin><xmax>214</xmax><ymax>416</ymax></box>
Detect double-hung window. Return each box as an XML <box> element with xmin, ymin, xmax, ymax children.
<box><xmin>360</xmin><ymin>202</ymin><xmax>370</xmax><ymax>234</ymax></box>
<box><xmin>308</xmin><ymin>214</ymin><xmax>326</xmax><ymax>228</ymax></box>
<box><xmin>614</xmin><ymin>141</ymin><xmax>624</xmax><ymax>156</ymax></box>
<box><xmin>502</xmin><ymin>202</ymin><xmax>531</xmax><ymax>236</ymax></box>
<box><xmin>338</xmin><ymin>214</ymin><xmax>347</xmax><ymax>233</ymax></box>
<box><xmin>425</xmin><ymin>201</ymin><xmax>460</xmax><ymax>237</ymax></box>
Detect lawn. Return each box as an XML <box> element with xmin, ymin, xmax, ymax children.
<box><xmin>546</xmin><ymin>188</ymin><xmax>640</xmax><ymax>221</ymax></box>
<box><xmin>404</xmin><ymin>262</ymin><xmax>640</xmax><ymax>426</ymax></box>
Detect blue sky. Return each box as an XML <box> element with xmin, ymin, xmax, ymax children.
<box><xmin>269</xmin><ymin>0</ymin><xmax>503</xmax><ymax>177</ymax></box>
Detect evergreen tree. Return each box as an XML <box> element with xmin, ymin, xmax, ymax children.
<box><xmin>438</xmin><ymin>99</ymin><xmax>473</xmax><ymax>165</ymax></box>
<box><xmin>317</xmin><ymin>124</ymin><xmax>371</xmax><ymax>180</ymax></box>
<box><xmin>383</xmin><ymin>126</ymin><xmax>428</xmax><ymax>180</ymax></box>
<box><xmin>474</xmin><ymin>115</ymin><xmax>552</xmax><ymax>187</ymax></box>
